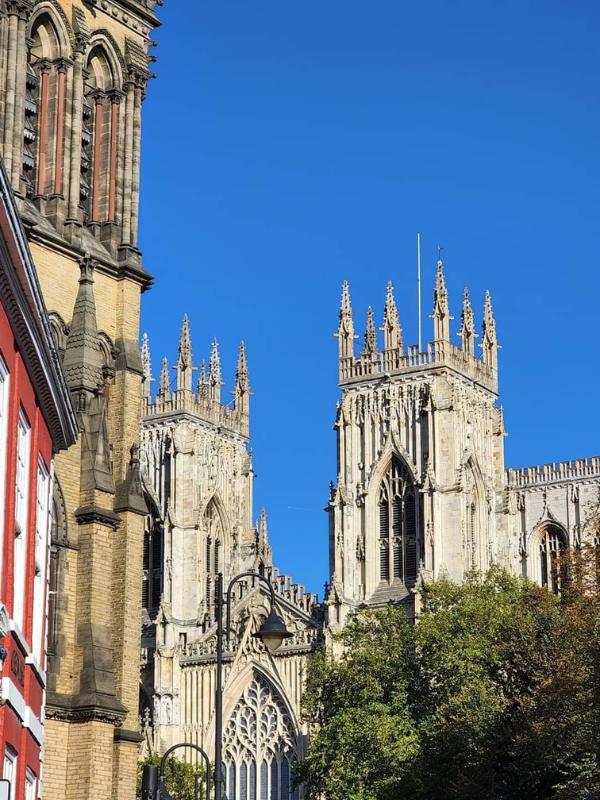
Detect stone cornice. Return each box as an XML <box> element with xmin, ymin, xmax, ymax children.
<box><xmin>75</xmin><ymin>504</ymin><xmax>121</xmax><ymax>529</ymax></box>
<box><xmin>85</xmin><ymin>0</ymin><xmax>160</xmax><ymax>35</ymax></box>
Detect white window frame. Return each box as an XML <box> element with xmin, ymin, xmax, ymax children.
<box><xmin>25</xmin><ymin>767</ymin><xmax>37</xmax><ymax>800</ymax></box>
<box><xmin>32</xmin><ymin>458</ymin><xmax>50</xmax><ymax>662</ymax></box>
<box><xmin>0</xmin><ymin>356</ymin><xmax>9</xmax><ymax>582</ymax></box>
<box><xmin>13</xmin><ymin>408</ymin><xmax>31</xmax><ymax>631</ymax></box>
<box><xmin>2</xmin><ymin>746</ymin><xmax>17</xmax><ymax>791</ymax></box>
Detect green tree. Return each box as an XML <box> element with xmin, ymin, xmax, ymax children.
<box><xmin>137</xmin><ymin>753</ymin><xmax>209</xmax><ymax>800</ymax></box>
<box><xmin>298</xmin><ymin>561</ymin><xmax>600</xmax><ymax>800</ymax></box>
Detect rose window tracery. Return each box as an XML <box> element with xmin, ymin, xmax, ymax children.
<box><xmin>223</xmin><ymin>673</ymin><xmax>300</xmax><ymax>800</ymax></box>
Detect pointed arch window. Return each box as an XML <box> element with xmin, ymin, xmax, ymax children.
<box><xmin>27</xmin><ymin>13</ymin><xmax>67</xmax><ymax>198</ymax></box>
<box><xmin>204</xmin><ymin>500</ymin><xmax>224</xmax><ymax>610</ymax></box>
<box><xmin>378</xmin><ymin>458</ymin><xmax>417</xmax><ymax>585</ymax></box>
<box><xmin>223</xmin><ymin>674</ymin><xmax>300</xmax><ymax>800</ymax></box>
<box><xmin>81</xmin><ymin>45</ymin><xmax>121</xmax><ymax>225</ymax></box>
<box><xmin>142</xmin><ymin>518</ymin><xmax>163</xmax><ymax>613</ymax></box>
<box><xmin>539</xmin><ymin>526</ymin><xmax>567</xmax><ymax>594</ymax></box>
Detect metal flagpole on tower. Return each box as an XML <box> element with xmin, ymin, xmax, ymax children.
<box><xmin>417</xmin><ymin>232</ymin><xmax>422</xmax><ymax>352</ymax></box>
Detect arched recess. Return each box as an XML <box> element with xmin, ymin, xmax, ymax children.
<box><xmin>202</xmin><ymin>493</ymin><xmax>229</xmax><ymax>612</ymax></box>
<box><xmin>47</xmin><ymin>477</ymin><xmax>68</xmax><ymax>685</ymax></box>
<box><xmin>366</xmin><ymin>450</ymin><xmax>420</xmax><ymax>598</ymax></box>
<box><xmin>462</xmin><ymin>456</ymin><xmax>487</xmax><ymax>573</ymax></box>
<box><xmin>48</xmin><ymin>311</ymin><xmax>68</xmax><ymax>356</ymax></box>
<box><xmin>26</xmin><ymin>9</ymin><xmax>69</xmax><ymax>196</ymax></box>
<box><xmin>221</xmin><ymin>669</ymin><xmax>301</xmax><ymax>800</ymax></box>
<box><xmin>533</xmin><ymin>523</ymin><xmax>568</xmax><ymax>594</ymax></box>
<box><xmin>81</xmin><ymin>37</ymin><xmax>123</xmax><ymax>224</ymax></box>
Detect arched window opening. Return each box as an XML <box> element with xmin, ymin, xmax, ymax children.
<box><xmin>378</xmin><ymin>458</ymin><xmax>417</xmax><ymax>586</ymax></box>
<box><xmin>538</xmin><ymin>526</ymin><xmax>567</xmax><ymax>594</ymax></box>
<box><xmin>223</xmin><ymin>674</ymin><xmax>300</xmax><ymax>800</ymax></box>
<box><xmin>204</xmin><ymin>500</ymin><xmax>224</xmax><ymax>609</ymax></box>
<box><xmin>82</xmin><ymin>45</ymin><xmax>120</xmax><ymax>225</ymax></box>
<box><xmin>47</xmin><ymin>478</ymin><xmax>68</xmax><ymax>672</ymax></box>
<box><xmin>28</xmin><ymin>14</ymin><xmax>66</xmax><ymax>198</ymax></box>
<box><xmin>142</xmin><ymin>519</ymin><xmax>163</xmax><ymax>613</ymax></box>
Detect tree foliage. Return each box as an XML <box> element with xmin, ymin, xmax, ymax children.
<box><xmin>298</xmin><ymin>553</ymin><xmax>600</xmax><ymax>800</ymax></box>
<box><xmin>137</xmin><ymin>753</ymin><xmax>209</xmax><ymax>800</ymax></box>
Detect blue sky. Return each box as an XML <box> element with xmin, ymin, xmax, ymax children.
<box><xmin>140</xmin><ymin>1</ymin><xmax>600</xmax><ymax>595</ymax></box>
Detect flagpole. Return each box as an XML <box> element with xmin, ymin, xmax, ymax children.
<box><xmin>417</xmin><ymin>232</ymin><xmax>422</xmax><ymax>352</ymax></box>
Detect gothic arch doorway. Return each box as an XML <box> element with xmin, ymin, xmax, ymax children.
<box><xmin>223</xmin><ymin>672</ymin><xmax>300</xmax><ymax>800</ymax></box>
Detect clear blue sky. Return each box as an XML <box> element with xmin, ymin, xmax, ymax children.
<box><xmin>140</xmin><ymin>1</ymin><xmax>600</xmax><ymax>596</ymax></box>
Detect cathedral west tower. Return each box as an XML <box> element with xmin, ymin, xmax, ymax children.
<box><xmin>327</xmin><ymin>260</ymin><xmax>507</xmax><ymax>629</ymax></box>
<box><xmin>0</xmin><ymin>1</ymin><xmax>160</xmax><ymax>798</ymax></box>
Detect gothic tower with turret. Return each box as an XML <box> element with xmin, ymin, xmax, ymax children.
<box><xmin>327</xmin><ymin>261</ymin><xmax>507</xmax><ymax>630</ymax></box>
<box><xmin>139</xmin><ymin>319</ymin><xmax>321</xmax><ymax>800</ymax></box>
<box><xmin>0</xmin><ymin>1</ymin><xmax>160</xmax><ymax>798</ymax></box>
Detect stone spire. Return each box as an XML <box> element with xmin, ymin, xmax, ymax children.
<box><xmin>481</xmin><ymin>290</ymin><xmax>499</xmax><ymax>370</ymax></box>
<box><xmin>141</xmin><ymin>332</ymin><xmax>152</xmax><ymax>400</ymax></box>
<box><xmin>431</xmin><ymin>257</ymin><xmax>452</xmax><ymax>342</ymax></box>
<box><xmin>381</xmin><ymin>281</ymin><xmax>403</xmax><ymax>353</ymax></box>
<box><xmin>362</xmin><ymin>306</ymin><xmax>378</xmax><ymax>356</ymax></box>
<box><xmin>197</xmin><ymin>359</ymin><xmax>208</xmax><ymax>401</ymax></box>
<box><xmin>176</xmin><ymin>314</ymin><xmax>193</xmax><ymax>392</ymax></box>
<box><xmin>209</xmin><ymin>338</ymin><xmax>222</xmax><ymax>403</ymax></box>
<box><xmin>62</xmin><ymin>256</ymin><xmax>104</xmax><ymax>394</ymax></box>
<box><xmin>158</xmin><ymin>356</ymin><xmax>171</xmax><ymax>399</ymax></box>
<box><xmin>233</xmin><ymin>341</ymin><xmax>250</xmax><ymax>414</ymax></box>
<box><xmin>458</xmin><ymin>288</ymin><xmax>476</xmax><ymax>355</ymax></box>
<box><xmin>336</xmin><ymin>280</ymin><xmax>356</xmax><ymax>361</ymax></box>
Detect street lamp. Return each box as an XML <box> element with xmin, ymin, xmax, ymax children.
<box><xmin>141</xmin><ymin>742</ymin><xmax>211</xmax><ymax>800</ymax></box>
<box><xmin>214</xmin><ymin>571</ymin><xmax>292</xmax><ymax>800</ymax></box>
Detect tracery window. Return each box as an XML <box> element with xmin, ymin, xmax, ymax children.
<box><xmin>378</xmin><ymin>458</ymin><xmax>417</xmax><ymax>585</ymax></box>
<box><xmin>204</xmin><ymin>500</ymin><xmax>223</xmax><ymax>609</ymax></box>
<box><xmin>539</xmin><ymin>526</ymin><xmax>567</xmax><ymax>594</ymax></box>
<box><xmin>223</xmin><ymin>674</ymin><xmax>300</xmax><ymax>800</ymax></box>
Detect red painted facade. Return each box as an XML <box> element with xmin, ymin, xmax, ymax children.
<box><xmin>0</xmin><ymin>160</ymin><xmax>77</xmax><ymax>800</ymax></box>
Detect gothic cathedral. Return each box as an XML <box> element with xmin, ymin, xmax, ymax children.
<box><xmin>138</xmin><ymin>262</ymin><xmax>600</xmax><ymax>800</ymax></box>
<box><xmin>0</xmin><ymin>1</ymin><xmax>159</xmax><ymax>798</ymax></box>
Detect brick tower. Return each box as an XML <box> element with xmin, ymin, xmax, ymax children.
<box><xmin>0</xmin><ymin>1</ymin><xmax>160</xmax><ymax>798</ymax></box>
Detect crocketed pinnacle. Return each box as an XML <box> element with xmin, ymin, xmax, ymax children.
<box><xmin>176</xmin><ymin>314</ymin><xmax>193</xmax><ymax>392</ymax></box>
<box><xmin>62</xmin><ymin>255</ymin><xmax>104</xmax><ymax>393</ymax></box>
<box><xmin>158</xmin><ymin>356</ymin><xmax>171</xmax><ymax>398</ymax></box>
<box><xmin>336</xmin><ymin>280</ymin><xmax>356</xmax><ymax>361</ymax></box>
<box><xmin>459</xmin><ymin>287</ymin><xmax>476</xmax><ymax>354</ymax></box>
<box><xmin>362</xmin><ymin>306</ymin><xmax>377</xmax><ymax>355</ymax></box>
<box><xmin>234</xmin><ymin>341</ymin><xmax>251</xmax><ymax>413</ymax></box>
<box><xmin>197</xmin><ymin>359</ymin><xmax>208</xmax><ymax>400</ymax></box>
<box><xmin>141</xmin><ymin>332</ymin><xmax>152</xmax><ymax>399</ymax></box>
<box><xmin>481</xmin><ymin>290</ymin><xmax>499</xmax><ymax>368</ymax></box>
<box><xmin>382</xmin><ymin>281</ymin><xmax>402</xmax><ymax>351</ymax></box>
<box><xmin>431</xmin><ymin>257</ymin><xmax>451</xmax><ymax>341</ymax></box>
<box><xmin>209</xmin><ymin>338</ymin><xmax>222</xmax><ymax>402</ymax></box>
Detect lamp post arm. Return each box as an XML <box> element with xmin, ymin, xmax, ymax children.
<box><xmin>159</xmin><ymin>742</ymin><xmax>211</xmax><ymax>800</ymax></box>
<box><xmin>225</xmin><ymin>571</ymin><xmax>276</xmax><ymax>646</ymax></box>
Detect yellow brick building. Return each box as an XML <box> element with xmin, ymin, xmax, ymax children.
<box><xmin>0</xmin><ymin>1</ymin><xmax>160</xmax><ymax>797</ymax></box>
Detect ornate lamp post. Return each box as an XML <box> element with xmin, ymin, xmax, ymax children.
<box><xmin>214</xmin><ymin>571</ymin><xmax>292</xmax><ymax>800</ymax></box>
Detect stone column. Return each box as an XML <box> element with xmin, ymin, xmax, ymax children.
<box><xmin>120</xmin><ymin>79</ymin><xmax>134</xmax><ymax>245</ymax></box>
<box><xmin>66</xmin><ymin>45</ymin><xmax>85</xmax><ymax>223</ymax></box>
<box><xmin>2</xmin><ymin>7</ymin><xmax>19</xmax><ymax>176</ymax></box>
<box><xmin>107</xmin><ymin>90</ymin><xmax>121</xmax><ymax>221</ymax></box>
<box><xmin>130</xmin><ymin>83</ymin><xmax>143</xmax><ymax>247</ymax></box>
<box><xmin>35</xmin><ymin>59</ymin><xmax>51</xmax><ymax>195</ymax></box>
<box><xmin>53</xmin><ymin>59</ymin><xmax>68</xmax><ymax>195</ymax></box>
<box><xmin>11</xmin><ymin>4</ymin><xmax>31</xmax><ymax>189</ymax></box>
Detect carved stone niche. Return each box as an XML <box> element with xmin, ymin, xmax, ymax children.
<box><xmin>172</xmin><ymin>422</ymin><xmax>195</xmax><ymax>455</ymax></box>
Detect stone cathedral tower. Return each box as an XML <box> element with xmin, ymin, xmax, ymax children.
<box><xmin>139</xmin><ymin>319</ymin><xmax>321</xmax><ymax>800</ymax></box>
<box><xmin>327</xmin><ymin>261</ymin><xmax>508</xmax><ymax>629</ymax></box>
<box><xmin>0</xmin><ymin>1</ymin><xmax>160</xmax><ymax>798</ymax></box>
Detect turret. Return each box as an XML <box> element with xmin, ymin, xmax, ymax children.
<box><xmin>431</xmin><ymin>258</ymin><xmax>452</xmax><ymax>341</ymax></box>
<box><xmin>208</xmin><ymin>338</ymin><xmax>222</xmax><ymax>403</ymax></box>
<box><xmin>233</xmin><ymin>341</ymin><xmax>251</xmax><ymax>415</ymax></box>
<box><xmin>176</xmin><ymin>314</ymin><xmax>193</xmax><ymax>393</ymax></box>
<box><xmin>458</xmin><ymin>288</ymin><xmax>476</xmax><ymax>355</ymax></box>
<box><xmin>481</xmin><ymin>290</ymin><xmax>499</xmax><ymax>370</ymax></box>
